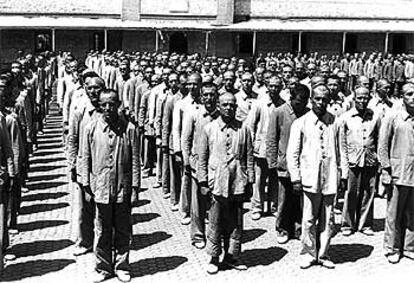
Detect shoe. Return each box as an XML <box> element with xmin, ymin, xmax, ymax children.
<box><xmin>360</xmin><ymin>228</ymin><xmax>374</xmax><ymax>236</ymax></box>
<box><xmin>4</xmin><ymin>253</ymin><xmax>16</xmax><ymax>261</ymax></box>
<box><xmin>387</xmin><ymin>253</ymin><xmax>400</xmax><ymax>264</ymax></box>
<box><xmin>163</xmin><ymin>193</ymin><xmax>171</xmax><ymax>199</ymax></box>
<box><xmin>181</xmin><ymin>216</ymin><xmax>191</xmax><ymax>225</ymax></box>
<box><xmin>276</xmin><ymin>231</ymin><xmax>289</xmax><ymax>244</ymax></box>
<box><xmin>171</xmin><ymin>204</ymin><xmax>179</xmax><ymax>212</ymax></box>
<box><xmin>92</xmin><ymin>271</ymin><xmax>112</xmax><ymax>283</ymax></box>
<box><xmin>153</xmin><ymin>182</ymin><xmax>162</xmax><ymax>189</ymax></box>
<box><xmin>319</xmin><ymin>257</ymin><xmax>335</xmax><ymax>269</ymax></box>
<box><xmin>404</xmin><ymin>251</ymin><xmax>414</xmax><ymax>260</ymax></box>
<box><xmin>73</xmin><ymin>245</ymin><xmax>93</xmax><ymax>256</ymax></box>
<box><xmin>194</xmin><ymin>241</ymin><xmax>206</xmax><ymax>249</ymax></box>
<box><xmin>341</xmin><ymin>229</ymin><xmax>353</xmax><ymax>237</ymax></box>
<box><xmin>115</xmin><ymin>270</ymin><xmax>131</xmax><ymax>282</ymax></box>
<box><xmin>299</xmin><ymin>255</ymin><xmax>316</xmax><ymax>269</ymax></box>
<box><xmin>222</xmin><ymin>256</ymin><xmax>248</xmax><ymax>271</ymax></box>
<box><xmin>251</xmin><ymin>212</ymin><xmax>261</xmax><ymax>221</ymax></box>
<box><xmin>9</xmin><ymin>229</ymin><xmax>19</xmax><ymax>235</ymax></box>
<box><xmin>333</xmin><ymin>208</ymin><xmax>341</xmax><ymax>215</ymax></box>
<box><xmin>206</xmin><ymin>257</ymin><xmax>219</xmax><ymax>275</ymax></box>
<box><xmin>21</xmin><ymin>187</ymin><xmax>29</xmax><ymax>193</ymax></box>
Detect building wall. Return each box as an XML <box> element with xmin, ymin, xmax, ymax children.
<box><xmin>256</xmin><ymin>32</ymin><xmax>293</xmax><ymax>54</ymax></box>
<box><xmin>140</xmin><ymin>0</ymin><xmax>217</xmax><ymax>17</ymax></box>
<box><xmin>55</xmin><ymin>30</ymin><xmax>94</xmax><ymax>60</ymax></box>
<box><xmin>305</xmin><ymin>33</ymin><xmax>342</xmax><ymax>55</ymax></box>
<box><xmin>122</xmin><ymin>31</ymin><xmax>156</xmax><ymax>52</ymax></box>
<box><xmin>0</xmin><ymin>30</ymin><xmax>35</xmax><ymax>66</ymax></box>
<box><xmin>239</xmin><ymin>0</ymin><xmax>414</xmax><ymax>20</ymax></box>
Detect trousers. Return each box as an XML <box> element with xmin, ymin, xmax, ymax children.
<box><xmin>384</xmin><ymin>185</ymin><xmax>414</xmax><ymax>257</ymax></box>
<box><xmin>341</xmin><ymin>167</ymin><xmax>376</xmax><ymax>232</ymax></box>
<box><xmin>95</xmin><ymin>201</ymin><xmax>131</xmax><ymax>275</ymax></box>
<box><xmin>251</xmin><ymin>158</ymin><xmax>278</xmax><ymax>214</ymax></box>
<box><xmin>75</xmin><ymin>182</ymin><xmax>95</xmax><ymax>248</ymax></box>
<box><xmin>301</xmin><ymin>191</ymin><xmax>335</xmax><ymax>260</ymax></box>
<box><xmin>206</xmin><ymin>195</ymin><xmax>243</xmax><ymax>258</ymax></box>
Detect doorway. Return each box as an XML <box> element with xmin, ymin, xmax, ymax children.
<box><xmin>169</xmin><ymin>32</ymin><xmax>188</xmax><ymax>54</ymax></box>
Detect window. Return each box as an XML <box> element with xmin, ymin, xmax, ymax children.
<box><xmin>169</xmin><ymin>0</ymin><xmax>189</xmax><ymax>12</ymax></box>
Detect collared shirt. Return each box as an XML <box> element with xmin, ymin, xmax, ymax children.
<box><xmin>148</xmin><ymin>82</ymin><xmax>167</xmax><ymax>131</ymax></box>
<box><xmin>154</xmin><ymin>86</ymin><xmax>169</xmax><ymax>137</ymax></box>
<box><xmin>81</xmin><ymin>115</ymin><xmax>140</xmax><ymax>204</ymax></box>
<box><xmin>253</xmin><ymin>83</ymin><xmax>267</xmax><ymax>100</ymax></box>
<box><xmin>368</xmin><ymin>95</ymin><xmax>394</xmax><ymax>119</ymax></box>
<box><xmin>327</xmin><ymin>92</ymin><xmax>349</xmax><ymax>118</ymax></box>
<box><xmin>266</xmin><ymin>103</ymin><xmax>309</xmax><ymax>177</ymax></box>
<box><xmin>181</xmin><ymin>106</ymin><xmax>219</xmax><ymax>169</ymax></box>
<box><xmin>162</xmin><ymin>91</ymin><xmax>183</xmax><ymax>150</ymax></box>
<box><xmin>378</xmin><ymin>106</ymin><xmax>414</xmax><ymax>187</ymax></box>
<box><xmin>172</xmin><ymin>95</ymin><xmax>201</xmax><ymax>153</ymax></box>
<box><xmin>235</xmin><ymin>89</ymin><xmax>258</xmax><ymax>122</ymax></box>
<box><xmin>3</xmin><ymin>110</ymin><xmax>22</xmax><ymax>175</ymax></box>
<box><xmin>138</xmin><ymin>86</ymin><xmax>154</xmax><ymax>136</ymax></box>
<box><xmin>198</xmin><ymin>117</ymin><xmax>255</xmax><ymax>198</ymax></box>
<box><xmin>246</xmin><ymin>95</ymin><xmax>285</xmax><ymax>159</ymax></box>
<box><xmin>339</xmin><ymin>108</ymin><xmax>380</xmax><ymax>179</ymax></box>
<box><xmin>364</xmin><ymin>60</ymin><xmax>376</xmax><ymax>79</ymax></box>
<box><xmin>287</xmin><ymin>110</ymin><xmax>340</xmax><ymax>195</ymax></box>
<box><xmin>68</xmin><ymin>98</ymin><xmax>99</xmax><ymax>182</ymax></box>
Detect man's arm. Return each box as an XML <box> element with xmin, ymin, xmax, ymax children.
<box><xmin>80</xmin><ymin>122</ymin><xmax>93</xmax><ymax>187</ymax></box>
<box><xmin>162</xmin><ymin>97</ymin><xmax>172</xmax><ymax>148</ymax></box>
<box><xmin>0</xmin><ymin>117</ymin><xmax>15</xmax><ymax>177</ymax></box>
<box><xmin>154</xmin><ymin>93</ymin><xmax>166</xmax><ymax>138</ymax></box>
<box><xmin>245</xmin><ymin>100</ymin><xmax>260</xmax><ymax>142</ymax></box>
<box><xmin>172</xmin><ymin>101</ymin><xmax>183</xmax><ymax>153</ymax></box>
<box><xmin>181</xmin><ymin>111</ymin><xmax>195</xmax><ymax>167</ymax></box>
<box><xmin>197</xmin><ymin>126</ymin><xmax>209</xmax><ymax>185</ymax></box>
<box><xmin>67</xmin><ymin>109</ymin><xmax>81</xmax><ymax>171</ymax></box>
<box><xmin>130</xmin><ymin>125</ymin><xmax>141</xmax><ymax>188</ymax></box>
<box><xmin>338</xmin><ymin>117</ymin><xmax>349</xmax><ymax>180</ymax></box>
<box><xmin>266</xmin><ymin>108</ymin><xmax>279</xmax><ymax>169</ymax></box>
<box><xmin>286</xmin><ymin>119</ymin><xmax>302</xmax><ymax>184</ymax></box>
<box><xmin>378</xmin><ymin>113</ymin><xmax>394</xmax><ymax>170</ymax></box>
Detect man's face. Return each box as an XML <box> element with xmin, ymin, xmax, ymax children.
<box><xmin>186</xmin><ymin>76</ymin><xmax>201</xmax><ymax>98</ymax></box>
<box><xmin>67</xmin><ymin>62</ymin><xmax>78</xmax><ymax>74</ymax></box>
<box><xmin>168</xmin><ymin>74</ymin><xmax>179</xmax><ymax>93</ymax></box>
<box><xmin>268</xmin><ymin>61</ymin><xmax>277</xmax><ymax>71</ymax></box>
<box><xmin>307</xmin><ymin>65</ymin><xmax>316</xmax><ymax>77</ymax></box>
<box><xmin>119</xmin><ymin>64</ymin><xmax>129</xmax><ymax>77</ymax></box>
<box><xmin>204</xmin><ymin>62</ymin><xmax>211</xmax><ymax>72</ymax></box>
<box><xmin>282</xmin><ymin>67</ymin><xmax>293</xmax><ymax>82</ymax></box>
<box><xmin>224</xmin><ymin>74</ymin><xmax>235</xmax><ymax>90</ymax></box>
<box><xmin>255</xmin><ymin>70</ymin><xmax>264</xmax><ymax>83</ymax></box>
<box><xmin>241</xmin><ymin>74</ymin><xmax>253</xmax><ymax>93</ymax></box>
<box><xmin>0</xmin><ymin>81</ymin><xmax>7</xmax><ymax>108</ymax></box>
<box><xmin>162</xmin><ymin>69</ymin><xmax>172</xmax><ymax>83</ymax></box>
<box><xmin>133</xmin><ymin>66</ymin><xmax>140</xmax><ymax>76</ymax></box>
<box><xmin>354</xmin><ymin>90</ymin><xmax>370</xmax><ymax>113</ymax></box>
<box><xmin>403</xmin><ymin>88</ymin><xmax>414</xmax><ymax>109</ymax></box>
<box><xmin>377</xmin><ymin>82</ymin><xmax>391</xmax><ymax>99</ymax></box>
<box><xmin>296</xmin><ymin>64</ymin><xmax>304</xmax><ymax>76</ymax></box>
<box><xmin>99</xmin><ymin>92</ymin><xmax>119</xmax><ymax>121</ymax></box>
<box><xmin>201</xmin><ymin>86</ymin><xmax>217</xmax><ymax>111</ymax></box>
<box><xmin>319</xmin><ymin>67</ymin><xmax>330</xmax><ymax>79</ymax></box>
<box><xmin>327</xmin><ymin>79</ymin><xmax>339</xmax><ymax>96</ymax></box>
<box><xmin>144</xmin><ymin>68</ymin><xmax>154</xmax><ymax>81</ymax></box>
<box><xmin>359</xmin><ymin>78</ymin><xmax>370</xmax><ymax>89</ymax></box>
<box><xmin>291</xmin><ymin>95</ymin><xmax>309</xmax><ymax>114</ymax></box>
<box><xmin>267</xmin><ymin>78</ymin><xmax>283</xmax><ymax>100</ymax></box>
<box><xmin>85</xmin><ymin>78</ymin><xmax>104</xmax><ymax>105</ymax></box>
<box><xmin>218</xmin><ymin>94</ymin><xmax>237</xmax><ymax>121</ymax></box>
<box><xmin>311</xmin><ymin>87</ymin><xmax>330</xmax><ymax>116</ymax></box>
<box><xmin>11</xmin><ymin>64</ymin><xmax>22</xmax><ymax>76</ymax></box>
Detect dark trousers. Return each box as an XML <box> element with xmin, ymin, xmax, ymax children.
<box><xmin>1</xmin><ymin>180</ymin><xmax>10</xmax><ymax>250</ymax></box>
<box><xmin>76</xmin><ymin>183</ymin><xmax>95</xmax><ymax>248</ymax></box>
<box><xmin>95</xmin><ymin>201</ymin><xmax>131</xmax><ymax>275</ymax></box>
<box><xmin>384</xmin><ymin>185</ymin><xmax>414</xmax><ymax>257</ymax></box>
<box><xmin>143</xmin><ymin>136</ymin><xmax>156</xmax><ymax>172</ymax></box>
<box><xmin>169</xmin><ymin>152</ymin><xmax>182</xmax><ymax>206</ymax></box>
<box><xmin>251</xmin><ymin>158</ymin><xmax>278</xmax><ymax>214</ymax></box>
<box><xmin>190</xmin><ymin>169</ymin><xmax>211</xmax><ymax>244</ymax></box>
<box><xmin>206</xmin><ymin>195</ymin><xmax>243</xmax><ymax>259</ymax></box>
<box><xmin>341</xmin><ymin>167</ymin><xmax>376</xmax><ymax>232</ymax></box>
<box><xmin>7</xmin><ymin>175</ymin><xmax>21</xmax><ymax>229</ymax></box>
<box><xmin>275</xmin><ymin>176</ymin><xmax>302</xmax><ymax>238</ymax></box>
<box><xmin>180</xmin><ymin>166</ymin><xmax>192</xmax><ymax>216</ymax></box>
<box><xmin>162</xmin><ymin>151</ymin><xmax>170</xmax><ymax>194</ymax></box>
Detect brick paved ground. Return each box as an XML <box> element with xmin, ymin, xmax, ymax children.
<box><xmin>1</xmin><ymin>105</ymin><xmax>413</xmax><ymax>283</ymax></box>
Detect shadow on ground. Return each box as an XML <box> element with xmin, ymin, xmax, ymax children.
<box><xmin>27</xmin><ymin>181</ymin><xmax>67</xmax><ymax>191</ymax></box>
<box><xmin>1</xmin><ymin>259</ymin><xmax>75</xmax><ymax>281</ymax></box>
<box><xmin>132</xmin><ymin>213</ymin><xmax>160</xmax><ymax>225</ymax></box>
<box><xmin>10</xmin><ymin>239</ymin><xmax>74</xmax><ymax>257</ymax></box>
<box><xmin>21</xmin><ymin>192</ymin><xmax>68</xmax><ymax>202</ymax></box>
<box><xmin>240</xmin><ymin>246</ymin><xmax>288</xmax><ymax>267</ymax></box>
<box><xmin>330</xmin><ymin>243</ymin><xmax>374</xmax><ymax>264</ymax></box>
<box><xmin>18</xmin><ymin>220</ymin><xmax>69</xmax><ymax>232</ymax></box>
<box><xmin>242</xmin><ymin>228</ymin><xmax>267</xmax><ymax>244</ymax></box>
<box><xmin>28</xmin><ymin>174</ymin><xmax>66</xmax><ymax>183</ymax></box>
<box><xmin>132</xmin><ymin>232</ymin><xmax>172</xmax><ymax>250</ymax></box>
<box><xmin>131</xmin><ymin>256</ymin><xmax>188</xmax><ymax>277</ymax></box>
<box><xmin>19</xmin><ymin>203</ymin><xmax>69</xmax><ymax>215</ymax></box>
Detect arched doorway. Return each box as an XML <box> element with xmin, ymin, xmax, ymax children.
<box><xmin>169</xmin><ymin>32</ymin><xmax>188</xmax><ymax>54</ymax></box>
